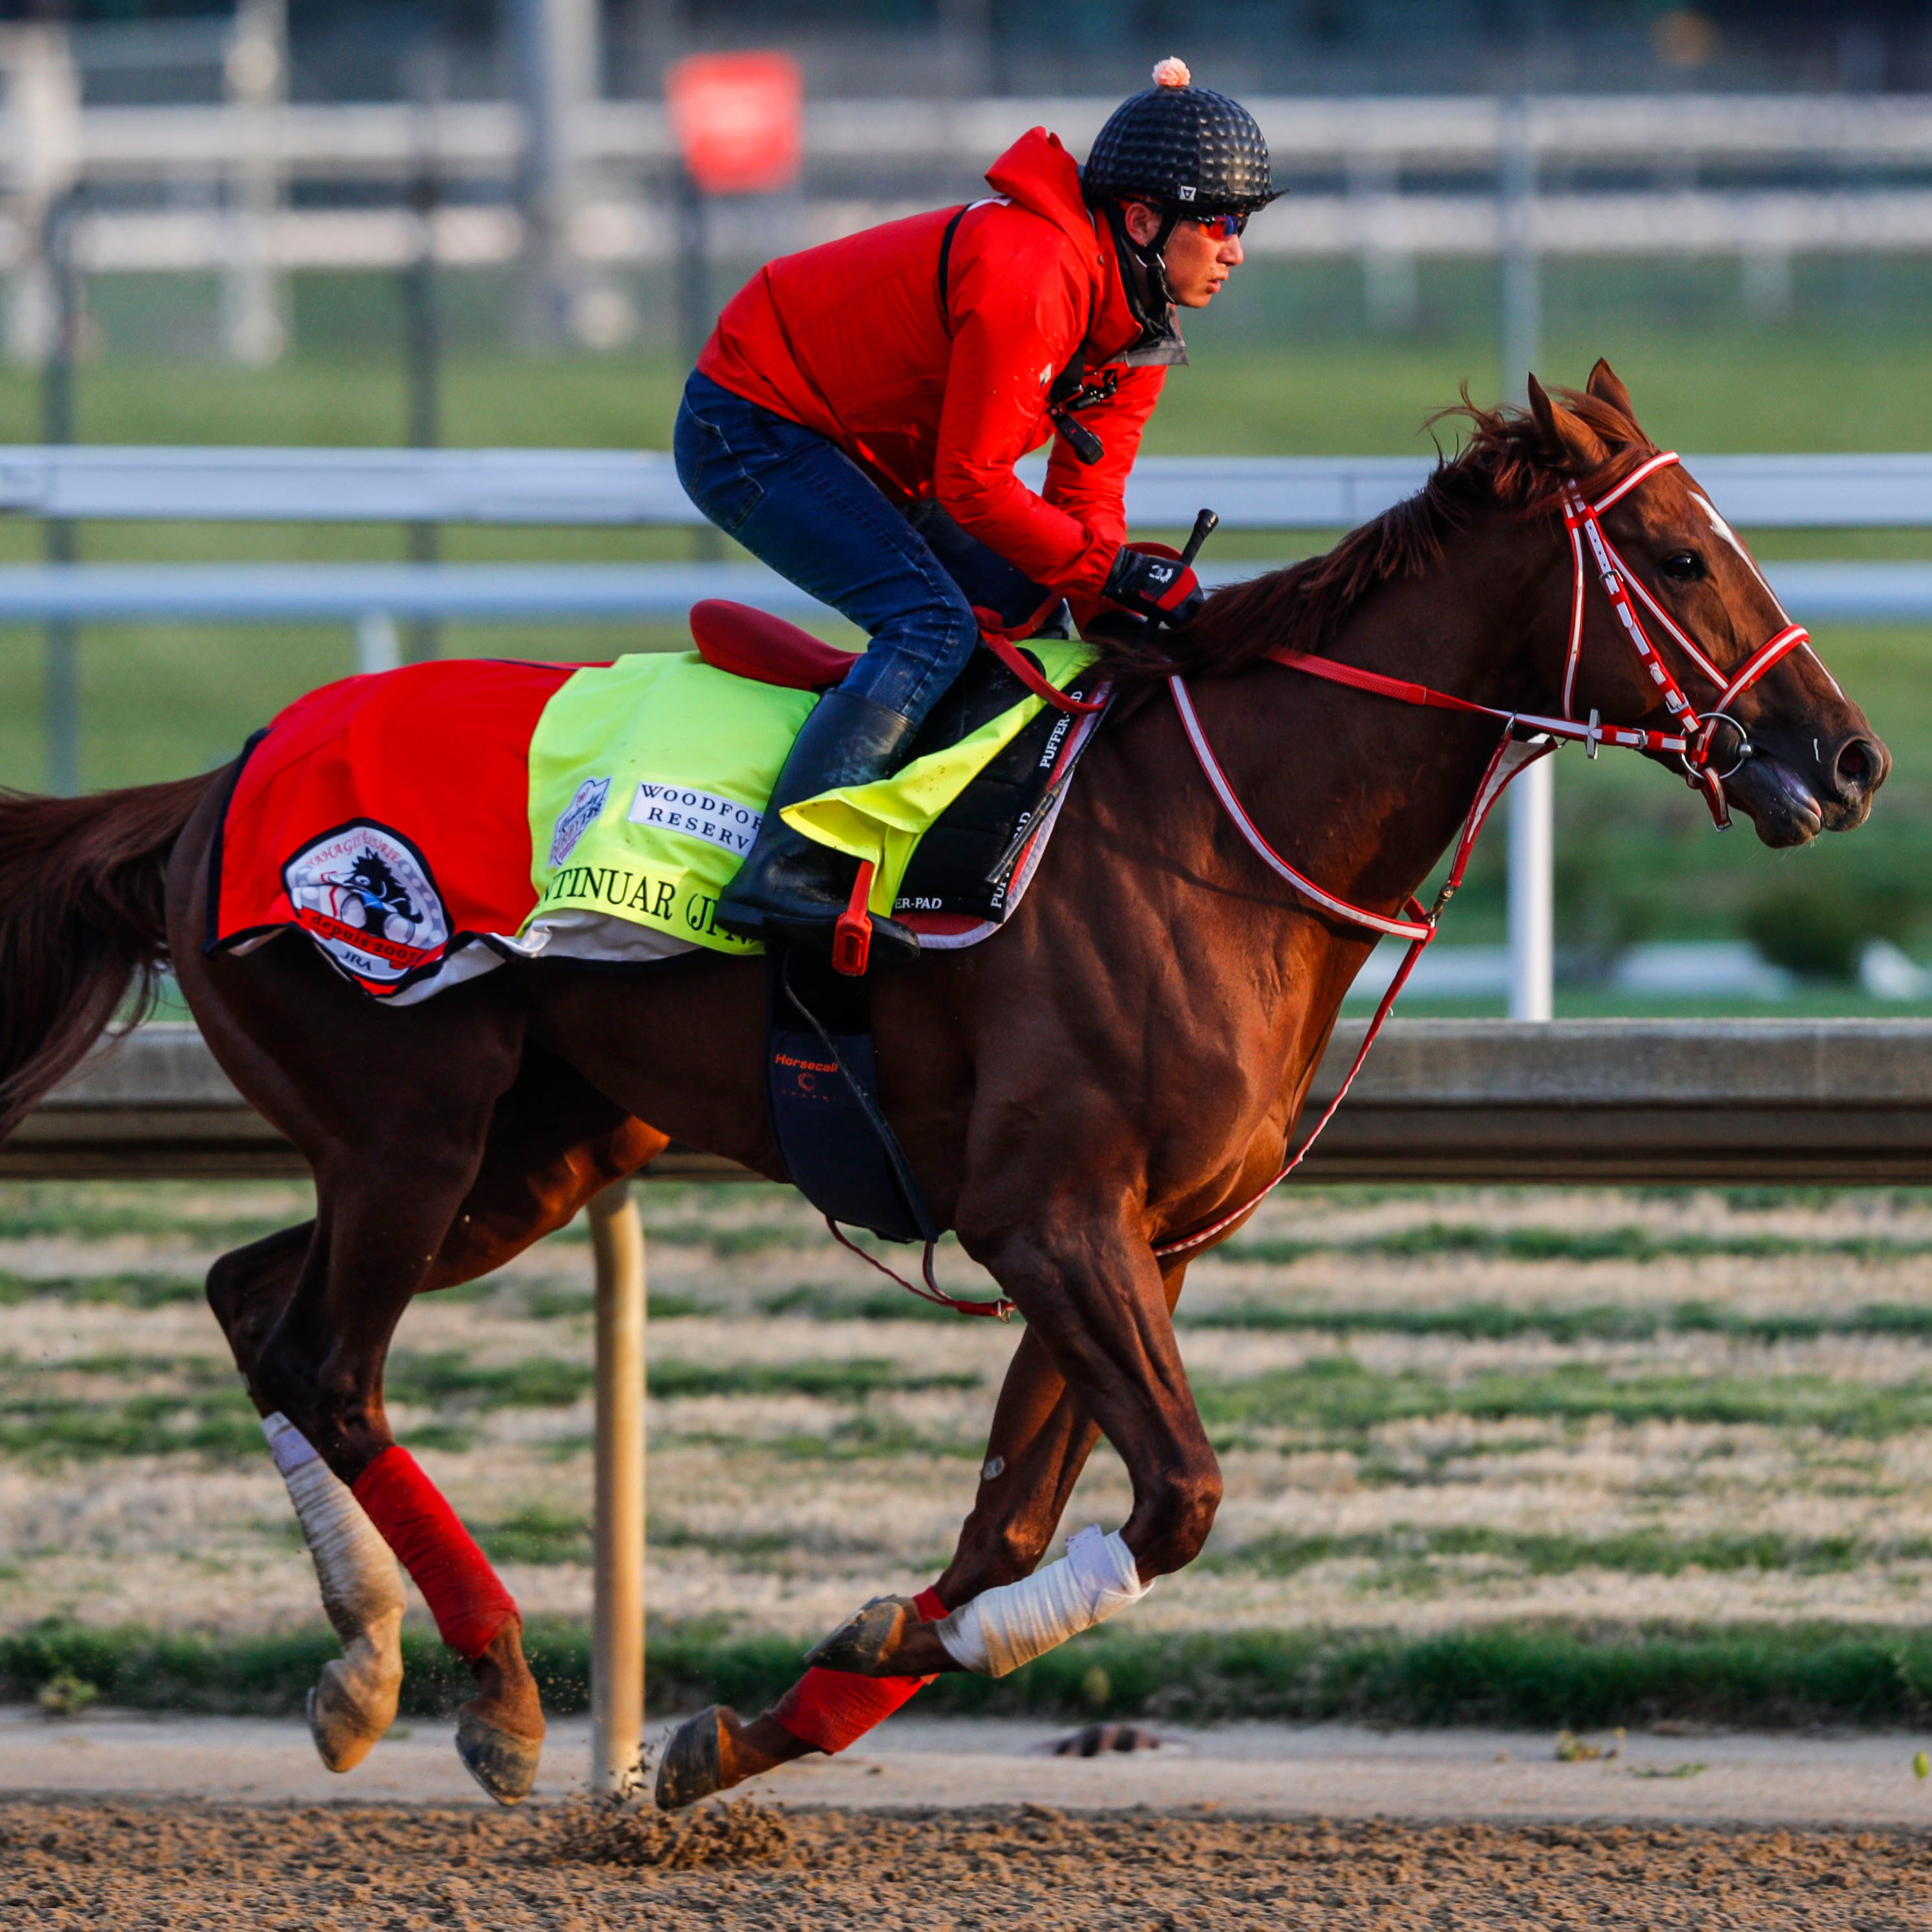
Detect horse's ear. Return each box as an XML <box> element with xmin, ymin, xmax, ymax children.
<box><xmin>1527</xmin><ymin>374</ymin><xmax>1610</xmax><ymax>473</ymax></box>
<box><xmin>1584</xmin><ymin>358</ymin><xmax>1638</xmax><ymax>427</ymax></box>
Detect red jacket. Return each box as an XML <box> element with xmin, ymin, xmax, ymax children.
<box><xmin>697</xmin><ymin>128</ymin><xmax>1163</xmax><ymax>604</ymax></box>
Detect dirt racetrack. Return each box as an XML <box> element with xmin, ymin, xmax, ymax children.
<box><xmin>5</xmin><ymin>1796</ymin><xmax>1929</xmax><ymax>1930</ymax></box>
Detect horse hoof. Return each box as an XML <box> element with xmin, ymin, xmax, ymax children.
<box><xmin>655</xmin><ymin>1704</ymin><xmax>731</xmax><ymax>1811</ymax></box>
<box><xmin>804</xmin><ymin>1595</ymin><xmax>915</xmax><ymax>1675</ymax></box>
<box><xmin>306</xmin><ymin>1664</ymin><xmax>394</xmax><ymax>1774</ymax></box>
<box><xmin>302</xmin><ymin>1623</ymin><xmax>403</xmax><ymax>1774</ymax></box>
<box><xmin>455</xmin><ymin>1708</ymin><xmax>543</xmax><ymax>1807</ymax></box>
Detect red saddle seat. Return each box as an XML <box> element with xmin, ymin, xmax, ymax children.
<box><xmin>689</xmin><ymin>599</ymin><xmax>857</xmax><ymax>691</ymax></box>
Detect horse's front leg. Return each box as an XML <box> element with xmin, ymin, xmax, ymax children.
<box><xmin>656</xmin><ymin>1257</ymin><xmax>1193</xmax><ymax>1805</ymax></box>
<box><xmin>657</xmin><ymin>1324</ymin><xmax>1099</xmax><ymax>1804</ymax></box>
<box><xmin>931</xmin><ymin>1253</ymin><xmax>1194</xmax><ymax>1608</ymax></box>
<box><xmin>810</xmin><ymin>1212</ymin><xmax>1218</xmax><ymax>1681</ymax></box>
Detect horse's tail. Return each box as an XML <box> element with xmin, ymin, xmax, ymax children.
<box><xmin>0</xmin><ymin>770</ymin><xmax>219</xmax><ymax>1140</ymax></box>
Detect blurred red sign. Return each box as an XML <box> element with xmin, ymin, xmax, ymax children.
<box><xmin>666</xmin><ymin>52</ymin><xmax>803</xmax><ymax>196</ymax></box>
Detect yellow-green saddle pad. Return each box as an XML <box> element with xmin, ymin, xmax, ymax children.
<box><xmin>521</xmin><ymin>640</ymin><xmax>1100</xmax><ymax>964</ymax></box>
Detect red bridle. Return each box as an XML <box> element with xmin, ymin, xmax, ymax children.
<box><xmin>1155</xmin><ymin>449</ymin><xmax>1824</xmax><ymax>1260</ymax></box>
<box><xmin>1558</xmin><ymin>450</ymin><xmax>1810</xmax><ymax>828</ymax></box>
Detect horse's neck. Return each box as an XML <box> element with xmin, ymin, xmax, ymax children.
<box><xmin>1028</xmin><ymin>526</ymin><xmax>1554</xmax><ymax>1224</ymax></box>
<box><xmin>1169</xmin><ymin>520</ymin><xmax>1553</xmax><ymax>929</ymax></box>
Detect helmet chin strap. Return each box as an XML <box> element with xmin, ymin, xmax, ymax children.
<box><xmin>1136</xmin><ymin>207</ymin><xmax>1183</xmax><ymax>310</ymax></box>
<box><xmin>1097</xmin><ymin>198</ymin><xmax>1182</xmax><ymax>344</ymax></box>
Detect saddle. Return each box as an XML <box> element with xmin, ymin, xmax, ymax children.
<box><xmin>209</xmin><ymin>595</ymin><xmax>1107</xmax><ymax>1258</ymax></box>
<box><xmin>688</xmin><ymin>599</ymin><xmax>858</xmax><ymax>692</ymax></box>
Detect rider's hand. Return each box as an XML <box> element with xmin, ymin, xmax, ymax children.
<box><xmin>1102</xmin><ymin>544</ymin><xmax>1205</xmax><ymax>626</ymax></box>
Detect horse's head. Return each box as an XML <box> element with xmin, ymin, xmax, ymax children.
<box><xmin>1529</xmin><ymin>361</ymin><xmax>1887</xmax><ymax>849</ymax></box>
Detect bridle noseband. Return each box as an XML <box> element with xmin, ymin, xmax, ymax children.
<box><xmin>1155</xmin><ymin>449</ymin><xmax>1829</xmax><ymax>1261</ymax></box>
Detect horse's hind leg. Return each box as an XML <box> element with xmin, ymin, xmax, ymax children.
<box><xmin>169</xmin><ymin>786</ymin><xmax>573</xmax><ymax>1801</ymax></box>
<box><xmin>209</xmin><ymin>1059</ymin><xmax>662</xmax><ymax>1781</ymax></box>
<box><xmin>252</xmin><ymin>1113</ymin><xmax>553</xmax><ymax>1802</ymax></box>
<box><xmin>184</xmin><ymin>973</ymin><xmax>545</xmax><ymax>1801</ymax></box>
<box><xmin>207</xmin><ymin>1223</ymin><xmax>406</xmax><ymax>1772</ymax></box>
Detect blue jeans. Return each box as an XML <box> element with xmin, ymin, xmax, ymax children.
<box><xmin>674</xmin><ymin>371</ymin><xmax>991</xmax><ymax>727</ymax></box>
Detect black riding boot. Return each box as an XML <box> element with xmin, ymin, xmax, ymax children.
<box><xmin>716</xmin><ymin>688</ymin><xmax>921</xmax><ymax>964</ymax></box>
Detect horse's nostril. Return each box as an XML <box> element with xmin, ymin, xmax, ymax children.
<box><xmin>1834</xmin><ymin>737</ymin><xmax>1882</xmax><ymax>794</ymax></box>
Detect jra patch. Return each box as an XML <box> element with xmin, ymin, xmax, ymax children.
<box><xmin>282</xmin><ymin>822</ymin><xmax>449</xmax><ymax>990</ymax></box>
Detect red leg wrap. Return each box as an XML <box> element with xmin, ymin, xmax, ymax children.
<box><xmin>771</xmin><ymin>1585</ymin><xmax>947</xmax><ymax>1755</ymax></box>
<box><xmin>352</xmin><ymin>1444</ymin><xmax>518</xmax><ymax>1662</ymax></box>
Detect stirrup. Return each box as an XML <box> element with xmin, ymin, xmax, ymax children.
<box><xmin>833</xmin><ymin>860</ymin><xmax>878</xmax><ymax>975</ymax></box>
<box><xmin>765</xmin><ymin>882</ymin><xmax>918</xmax><ymax>971</ymax></box>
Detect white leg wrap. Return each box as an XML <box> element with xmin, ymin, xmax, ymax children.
<box><xmin>934</xmin><ymin>1525</ymin><xmax>1151</xmax><ymax>1678</ymax></box>
<box><xmin>263</xmin><ymin>1413</ymin><xmax>405</xmax><ymax>1739</ymax></box>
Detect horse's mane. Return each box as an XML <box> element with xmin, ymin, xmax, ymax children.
<box><xmin>1098</xmin><ymin>387</ymin><xmax>1654</xmax><ymax>683</ymax></box>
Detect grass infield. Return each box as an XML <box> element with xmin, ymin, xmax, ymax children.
<box><xmin>10</xmin><ymin>1617</ymin><xmax>1932</xmax><ymax>1734</ymax></box>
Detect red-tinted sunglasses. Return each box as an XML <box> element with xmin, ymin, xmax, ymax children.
<box><xmin>1189</xmin><ymin>211</ymin><xmax>1248</xmax><ymax>239</ymax></box>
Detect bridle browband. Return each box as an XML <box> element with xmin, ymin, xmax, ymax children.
<box><xmin>1155</xmin><ymin>448</ymin><xmax>1824</xmax><ymax>1260</ymax></box>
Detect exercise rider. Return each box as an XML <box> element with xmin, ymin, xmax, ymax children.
<box><xmin>676</xmin><ymin>56</ymin><xmax>1277</xmax><ymax>960</ymax></box>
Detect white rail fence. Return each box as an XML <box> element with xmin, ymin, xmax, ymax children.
<box><xmin>6</xmin><ymin>29</ymin><xmax>1932</xmax><ymax>353</ymax></box>
<box><xmin>13</xmin><ymin>442</ymin><xmax>1932</xmax><ymax>529</ymax></box>
<box><xmin>1</xmin><ymin>443</ymin><xmax>1927</xmax><ymax>1016</ymax></box>
<box><xmin>14</xmin><ymin>84</ymin><xmax>1932</xmax><ymax>251</ymax></box>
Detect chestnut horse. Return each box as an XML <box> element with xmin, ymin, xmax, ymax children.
<box><xmin>0</xmin><ymin>366</ymin><xmax>1885</xmax><ymax>1807</ymax></box>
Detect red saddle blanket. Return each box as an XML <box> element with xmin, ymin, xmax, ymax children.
<box><xmin>211</xmin><ymin>659</ymin><xmax>579</xmax><ymax>997</ymax></box>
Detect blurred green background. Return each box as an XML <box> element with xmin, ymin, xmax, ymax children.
<box><xmin>3</xmin><ymin>255</ymin><xmax>1928</xmax><ymax>1015</ymax></box>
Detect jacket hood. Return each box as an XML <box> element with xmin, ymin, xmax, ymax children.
<box><xmin>984</xmin><ymin>128</ymin><xmax>1099</xmax><ymax>257</ymax></box>
<box><xmin>985</xmin><ymin>127</ymin><xmax>1171</xmax><ymax>364</ymax></box>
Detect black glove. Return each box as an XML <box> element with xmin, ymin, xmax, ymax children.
<box><xmin>1102</xmin><ymin>544</ymin><xmax>1205</xmax><ymax>626</ymax></box>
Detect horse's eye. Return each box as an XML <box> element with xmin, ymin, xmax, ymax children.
<box><xmin>1659</xmin><ymin>549</ymin><xmax>1705</xmax><ymax>581</ymax></box>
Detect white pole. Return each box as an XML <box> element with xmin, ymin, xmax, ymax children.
<box><xmin>1498</xmin><ymin>95</ymin><xmax>1540</xmax><ymax>410</ymax></box>
<box><xmin>1508</xmin><ymin>756</ymin><xmax>1554</xmax><ymax>1021</ymax></box>
<box><xmin>222</xmin><ymin>0</ymin><xmax>288</xmax><ymax>366</ymax></box>
<box><xmin>2</xmin><ymin>23</ymin><xmax>80</xmax><ymax>367</ymax></box>
<box><xmin>511</xmin><ymin>0</ymin><xmax>630</xmax><ymax>347</ymax></box>
<box><xmin>1500</xmin><ymin>94</ymin><xmax>1553</xmax><ymax>1023</ymax></box>
<box><xmin>589</xmin><ymin>1180</ymin><xmax>646</xmax><ymax>1796</ymax></box>
<box><xmin>355</xmin><ymin>610</ymin><xmax>401</xmax><ymax>674</ymax></box>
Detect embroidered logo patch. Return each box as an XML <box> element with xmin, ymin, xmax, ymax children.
<box><xmin>283</xmin><ymin>822</ymin><xmax>450</xmax><ymax>986</ymax></box>
<box><xmin>549</xmin><ymin>774</ymin><xmax>610</xmax><ymax>867</ymax></box>
<box><xmin>626</xmin><ymin>781</ymin><xmax>763</xmax><ymax>858</ymax></box>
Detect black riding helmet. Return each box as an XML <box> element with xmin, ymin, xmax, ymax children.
<box><xmin>1083</xmin><ymin>60</ymin><xmax>1279</xmax><ymax>355</ymax></box>
<box><xmin>1085</xmin><ymin>59</ymin><xmax>1279</xmax><ymax>217</ymax></box>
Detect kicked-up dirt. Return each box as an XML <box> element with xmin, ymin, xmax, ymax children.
<box><xmin>3</xmin><ymin>1796</ymin><xmax>1928</xmax><ymax>1929</ymax></box>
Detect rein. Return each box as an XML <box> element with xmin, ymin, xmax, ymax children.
<box><xmin>1152</xmin><ymin>449</ymin><xmax>1820</xmax><ymax>1262</ymax></box>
